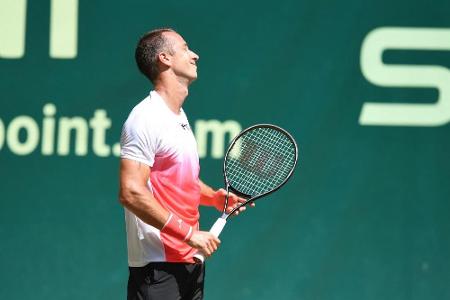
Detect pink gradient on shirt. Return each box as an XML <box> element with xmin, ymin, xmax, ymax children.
<box><xmin>150</xmin><ymin>151</ymin><xmax>201</xmax><ymax>262</ymax></box>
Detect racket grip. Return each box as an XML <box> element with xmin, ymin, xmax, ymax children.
<box><xmin>193</xmin><ymin>217</ymin><xmax>227</xmax><ymax>263</ymax></box>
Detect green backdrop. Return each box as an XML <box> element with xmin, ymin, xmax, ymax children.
<box><xmin>1</xmin><ymin>0</ymin><xmax>449</xmax><ymax>299</ymax></box>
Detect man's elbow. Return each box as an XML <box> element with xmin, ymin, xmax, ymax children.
<box><xmin>119</xmin><ymin>186</ymin><xmax>138</xmax><ymax>207</ymax></box>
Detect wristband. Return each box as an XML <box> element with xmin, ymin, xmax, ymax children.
<box><xmin>161</xmin><ymin>213</ymin><xmax>193</xmax><ymax>241</ymax></box>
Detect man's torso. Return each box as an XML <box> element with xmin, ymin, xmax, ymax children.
<box><xmin>121</xmin><ymin>91</ymin><xmax>200</xmax><ymax>265</ymax></box>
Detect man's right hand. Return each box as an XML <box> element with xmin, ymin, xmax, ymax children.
<box><xmin>187</xmin><ymin>231</ymin><xmax>221</xmax><ymax>258</ymax></box>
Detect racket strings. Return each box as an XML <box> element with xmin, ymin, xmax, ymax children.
<box><xmin>227</xmin><ymin>136</ymin><xmax>293</xmax><ymax>195</ymax></box>
<box><xmin>225</xmin><ymin>127</ymin><xmax>296</xmax><ymax>196</ymax></box>
<box><xmin>239</xmin><ymin>130</ymin><xmax>292</xmax><ymax>187</ymax></box>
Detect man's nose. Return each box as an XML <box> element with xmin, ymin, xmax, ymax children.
<box><xmin>191</xmin><ymin>50</ymin><xmax>199</xmax><ymax>61</ymax></box>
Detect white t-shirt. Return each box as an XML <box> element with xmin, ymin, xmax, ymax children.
<box><xmin>120</xmin><ymin>91</ymin><xmax>201</xmax><ymax>266</ymax></box>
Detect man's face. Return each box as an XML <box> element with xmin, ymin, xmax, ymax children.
<box><xmin>163</xmin><ymin>31</ymin><xmax>199</xmax><ymax>83</ymax></box>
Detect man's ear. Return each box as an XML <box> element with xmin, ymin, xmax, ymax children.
<box><xmin>158</xmin><ymin>52</ymin><xmax>171</xmax><ymax>67</ymax></box>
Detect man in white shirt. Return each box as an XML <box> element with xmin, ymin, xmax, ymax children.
<box><xmin>119</xmin><ymin>28</ymin><xmax>247</xmax><ymax>300</ymax></box>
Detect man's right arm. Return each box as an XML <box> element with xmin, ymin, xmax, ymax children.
<box><xmin>118</xmin><ymin>158</ymin><xmax>220</xmax><ymax>257</ymax></box>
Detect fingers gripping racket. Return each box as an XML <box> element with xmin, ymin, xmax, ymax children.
<box><xmin>194</xmin><ymin>124</ymin><xmax>298</xmax><ymax>263</ymax></box>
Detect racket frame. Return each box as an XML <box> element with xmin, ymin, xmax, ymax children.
<box><xmin>194</xmin><ymin>124</ymin><xmax>298</xmax><ymax>263</ymax></box>
<box><xmin>221</xmin><ymin>124</ymin><xmax>298</xmax><ymax>219</ymax></box>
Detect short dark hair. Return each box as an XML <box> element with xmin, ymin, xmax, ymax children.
<box><xmin>135</xmin><ymin>28</ymin><xmax>175</xmax><ymax>83</ymax></box>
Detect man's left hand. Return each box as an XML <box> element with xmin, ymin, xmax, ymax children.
<box><xmin>213</xmin><ymin>188</ymin><xmax>255</xmax><ymax>216</ymax></box>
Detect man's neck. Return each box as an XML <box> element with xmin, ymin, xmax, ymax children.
<box><xmin>154</xmin><ymin>77</ymin><xmax>189</xmax><ymax>114</ymax></box>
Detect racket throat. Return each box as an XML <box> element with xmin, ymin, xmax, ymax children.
<box><xmin>220</xmin><ymin>213</ymin><xmax>230</xmax><ymax>220</ymax></box>
<box><xmin>222</xmin><ymin>185</ymin><xmax>230</xmax><ymax>215</ymax></box>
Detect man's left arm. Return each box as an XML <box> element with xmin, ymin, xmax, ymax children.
<box><xmin>199</xmin><ymin>180</ymin><xmax>253</xmax><ymax>215</ymax></box>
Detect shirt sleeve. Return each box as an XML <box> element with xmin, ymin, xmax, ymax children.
<box><xmin>120</xmin><ymin>115</ymin><xmax>157</xmax><ymax>167</ymax></box>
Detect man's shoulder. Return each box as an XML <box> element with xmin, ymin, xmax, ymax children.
<box><xmin>126</xmin><ymin>95</ymin><xmax>164</xmax><ymax>125</ymax></box>
<box><xmin>129</xmin><ymin>95</ymin><xmax>156</xmax><ymax>115</ymax></box>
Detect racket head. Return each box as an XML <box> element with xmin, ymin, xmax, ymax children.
<box><xmin>223</xmin><ymin>124</ymin><xmax>298</xmax><ymax>203</ymax></box>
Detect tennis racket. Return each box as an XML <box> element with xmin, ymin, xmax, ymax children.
<box><xmin>193</xmin><ymin>124</ymin><xmax>298</xmax><ymax>263</ymax></box>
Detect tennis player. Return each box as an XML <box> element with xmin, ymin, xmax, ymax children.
<box><xmin>119</xmin><ymin>28</ymin><xmax>247</xmax><ymax>300</ymax></box>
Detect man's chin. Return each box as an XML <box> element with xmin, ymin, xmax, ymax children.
<box><xmin>188</xmin><ymin>73</ymin><xmax>198</xmax><ymax>84</ymax></box>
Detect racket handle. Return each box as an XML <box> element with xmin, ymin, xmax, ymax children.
<box><xmin>193</xmin><ymin>217</ymin><xmax>227</xmax><ymax>263</ymax></box>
